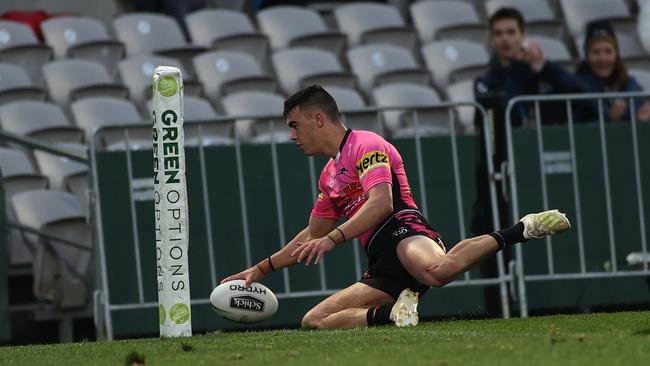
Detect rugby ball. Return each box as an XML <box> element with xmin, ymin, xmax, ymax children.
<box><xmin>210</xmin><ymin>279</ymin><xmax>278</xmax><ymax>323</ymax></box>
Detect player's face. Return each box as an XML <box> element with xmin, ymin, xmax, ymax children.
<box><xmin>287</xmin><ymin>107</ymin><xmax>320</xmax><ymax>156</ymax></box>
<box><xmin>587</xmin><ymin>41</ymin><xmax>617</xmax><ymax>80</ymax></box>
<box><xmin>490</xmin><ymin>19</ymin><xmax>525</xmax><ymax>60</ymax></box>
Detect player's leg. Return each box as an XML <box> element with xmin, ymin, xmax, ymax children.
<box><xmin>397</xmin><ymin>234</ymin><xmax>498</xmax><ymax>287</ymax></box>
<box><xmin>301</xmin><ymin>282</ymin><xmax>393</xmax><ymax>329</ymax></box>
<box><xmin>397</xmin><ymin>209</ymin><xmax>571</xmax><ymax>287</ymax></box>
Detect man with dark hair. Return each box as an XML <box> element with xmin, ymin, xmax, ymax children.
<box><xmin>222</xmin><ymin>85</ymin><xmax>571</xmax><ymax>329</ymax></box>
<box><xmin>471</xmin><ymin>7</ymin><xmax>585</xmax><ymax>314</ymax></box>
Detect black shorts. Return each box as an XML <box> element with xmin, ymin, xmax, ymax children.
<box><xmin>359</xmin><ymin>209</ymin><xmax>446</xmax><ymax>300</ymax></box>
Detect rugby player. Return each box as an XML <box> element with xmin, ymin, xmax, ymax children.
<box><xmin>221</xmin><ymin>85</ymin><xmax>571</xmax><ymax>328</ymax></box>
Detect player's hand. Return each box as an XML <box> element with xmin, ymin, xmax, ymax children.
<box><xmin>220</xmin><ymin>266</ymin><xmax>264</xmax><ymax>288</ymax></box>
<box><xmin>291</xmin><ymin>236</ymin><xmax>336</xmax><ymax>266</ymax></box>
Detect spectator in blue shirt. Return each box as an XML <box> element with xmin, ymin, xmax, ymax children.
<box><xmin>575</xmin><ymin>21</ymin><xmax>650</xmax><ymax>122</ymax></box>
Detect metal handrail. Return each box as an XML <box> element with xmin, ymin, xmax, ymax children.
<box><xmin>0</xmin><ymin>130</ymin><xmax>87</xmax><ymax>163</ymax></box>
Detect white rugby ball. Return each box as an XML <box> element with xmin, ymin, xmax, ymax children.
<box><xmin>210</xmin><ymin>279</ymin><xmax>278</xmax><ymax>323</ymax></box>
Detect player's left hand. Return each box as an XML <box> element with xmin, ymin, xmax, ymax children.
<box><xmin>291</xmin><ymin>237</ymin><xmax>336</xmax><ymax>266</ymax></box>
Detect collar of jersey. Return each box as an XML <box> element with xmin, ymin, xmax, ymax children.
<box><xmin>335</xmin><ymin>129</ymin><xmax>352</xmax><ymax>163</ymax></box>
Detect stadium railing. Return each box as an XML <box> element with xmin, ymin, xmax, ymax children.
<box><xmin>0</xmin><ymin>130</ymin><xmax>92</xmax><ymax>342</ymax></box>
<box><xmin>505</xmin><ymin>92</ymin><xmax>650</xmax><ymax>317</ymax></box>
<box><xmin>89</xmin><ymin>101</ymin><xmax>511</xmax><ymax>340</ymax></box>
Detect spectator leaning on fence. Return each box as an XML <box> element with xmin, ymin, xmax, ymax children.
<box><xmin>470</xmin><ymin>7</ymin><xmax>586</xmax><ymax>237</ymax></box>
<box><xmin>574</xmin><ymin>21</ymin><xmax>650</xmax><ymax>123</ymax></box>
<box><xmin>474</xmin><ymin>7</ymin><xmax>586</xmax><ymax>127</ymax></box>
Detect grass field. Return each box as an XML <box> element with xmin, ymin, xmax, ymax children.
<box><xmin>1</xmin><ymin>311</ymin><xmax>649</xmax><ymax>366</ymax></box>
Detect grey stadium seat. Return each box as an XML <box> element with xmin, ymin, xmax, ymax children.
<box><xmin>147</xmin><ymin>95</ymin><xmax>234</xmax><ymax>146</ymax></box>
<box><xmin>334</xmin><ymin>2</ymin><xmax>417</xmax><ymax>53</ymax></box>
<box><xmin>193</xmin><ymin>50</ymin><xmax>276</xmax><ymax>101</ymax></box>
<box><xmin>113</xmin><ymin>13</ymin><xmax>207</xmax><ymax>79</ymax></box>
<box><xmin>0</xmin><ymin>63</ymin><xmax>46</xmax><ymax>105</ymax></box>
<box><xmin>0</xmin><ymin>20</ymin><xmax>53</xmax><ymax>86</ymax></box>
<box><xmin>346</xmin><ymin>44</ymin><xmax>430</xmax><ymax>94</ymax></box>
<box><xmin>485</xmin><ymin>0</ymin><xmax>563</xmax><ymax>38</ymax></box>
<box><xmin>371</xmin><ymin>83</ymin><xmax>448</xmax><ymax>138</ymax></box>
<box><xmin>70</xmin><ymin>96</ymin><xmax>149</xmax><ymax>151</ymax></box>
<box><xmin>326</xmin><ymin>85</ymin><xmax>380</xmax><ymax>133</ymax></box>
<box><xmin>560</xmin><ymin>0</ymin><xmax>635</xmax><ymax>39</ymax></box>
<box><xmin>118</xmin><ymin>55</ymin><xmax>201</xmax><ymax>107</ymax></box>
<box><xmin>0</xmin><ymin>100</ymin><xmax>83</xmax><ymax>143</ymax></box>
<box><xmin>410</xmin><ymin>1</ymin><xmax>487</xmax><ymax>45</ymax></box>
<box><xmin>421</xmin><ymin>40</ymin><xmax>489</xmax><ymax>88</ymax></box>
<box><xmin>0</xmin><ymin>147</ymin><xmax>48</xmax><ymax>266</ymax></box>
<box><xmin>272</xmin><ymin>47</ymin><xmax>356</xmax><ymax>95</ymax></box>
<box><xmin>221</xmin><ymin>91</ymin><xmax>286</xmax><ymax>143</ymax></box>
<box><xmin>185</xmin><ymin>9</ymin><xmax>270</xmax><ymax>70</ymax></box>
<box><xmin>629</xmin><ymin>69</ymin><xmax>650</xmax><ymax>91</ymax></box>
<box><xmin>528</xmin><ymin>36</ymin><xmax>573</xmax><ymax>69</ymax></box>
<box><xmin>40</xmin><ymin>16</ymin><xmax>125</xmax><ymax>77</ymax></box>
<box><xmin>42</xmin><ymin>59</ymin><xmax>128</xmax><ymax>105</ymax></box>
<box><xmin>257</xmin><ymin>6</ymin><xmax>346</xmax><ymax>57</ymax></box>
<box><xmin>33</xmin><ymin>143</ymin><xmax>88</xmax><ymax>212</ymax></box>
<box><xmin>12</xmin><ymin>190</ymin><xmax>91</xmax><ymax>308</ymax></box>
<box><xmin>445</xmin><ymin>79</ymin><xmax>476</xmax><ymax>134</ymax></box>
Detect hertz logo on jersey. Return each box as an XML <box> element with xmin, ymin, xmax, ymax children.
<box><xmin>355</xmin><ymin>151</ymin><xmax>389</xmax><ymax>178</ymax></box>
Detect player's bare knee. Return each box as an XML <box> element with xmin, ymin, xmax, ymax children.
<box><xmin>424</xmin><ymin>259</ymin><xmax>460</xmax><ymax>288</ymax></box>
<box><xmin>301</xmin><ymin>311</ymin><xmax>325</xmax><ymax>329</ymax></box>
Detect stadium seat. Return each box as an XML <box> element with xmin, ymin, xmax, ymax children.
<box><xmin>484</xmin><ymin>0</ymin><xmax>563</xmax><ymax>38</ymax></box>
<box><xmin>12</xmin><ymin>189</ymin><xmax>91</xmax><ymax>308</ymax></box>
<box><xmin>346</xmin><ymin>44</ymin><xmax>430</xmax><ymax>94</ymax></box>
<box><xmin>118</xmin><ymin>55</ymin><xmax>201</xmax><ymax>108</ymax></box>
<box><xmin>42</xmin><ymin>59</ymin><xmax>128</xmax><ymax>106</ymax></box>
<box><xmin>445</xmin><ymin>79</ymin><xmax>476</xmax><ymax>133</ymax></box>
<box><xmin>0</xmin><ymin>20</ymin><xmax>52</xmax><ymax>86</ymax></box>
<box><xmin>333</xmin><ymin>2</ymin><xmax>418</xmax><ymax>53</ymax></box>
<box><xmin>0</xmin><ymin>147</ymin><xmax>48</xmax><ymax>266</ymax></box>
<box><xmin>40</xmin><ymin>16</ymin><xmax>125</xmax><ymax>77</ymax></box>
<box><xmin>147</xmin><ymin>95</ymin><xmax>235</xmax><ymax>146</ymax></box>
<box><xmin>0</xmin><ymin>147</ymin><xmax>48</xmax><ymax>199</ymax></box>
<box><xmin>421</xmin><ymin>40</ymin><xmax>489</xmax><ymax>89</ymax></box>
<box><xmin>410</xmin><ymin>1</ymin><xmax>487</xmax><ymax>45</ymax></box>
<box><xmin>371</xmin><ymin>83</ymin><xmax>449</xmax><ymax>138</ymax></box>
<box><xmin>185</xmin><ymin>9</ymin><xmax>271</xmax><ymax>70</ymax></box>
<box><xmin>113</xmin><ymin>13</ymin><xmax>208</xmax><ymax>79</ymax></box>
<box><xmin>528</xmin><ymin>36</ymin><xmax>574</xmax><ymax>69</ymax></box>
<box><xmin>0</xmin><ymin>100</ymin><xmax>83</xmax><ymax>143</ymax></box>
<box><xmin>0</xmin><ymin>63</ymin><xmax>46</xmax><ymax>105</ymax></box>
<box><xmin>629</xmin><ymin>68</ymin><xmax>650</xmax><ymax>91</ymax></box>
<box><xmin>33</xmin><ymin>143</ymin><xmax>88</xmax><ymax>212</ymax></box>
<box><xmin>70</xmin><ymin>96</ymin><xmax>149</xmax><ymax>151</ymax></box>
<box><xmin>560</xmin><ymin>0</ymin><xmax>635</xmax><ymax>39</ymax></box>
<box><xmin>272</xmin><ymin>47</ymin><xmax>356</xmax><ymax>95</ymax></box>
<box><xmin>325</xmin><ymin>85</ymin><xmax>380</xmax><ymax>133</ymax></box>
<box><xmin>220</xmin><ymin>91</ymin><xmax>286</xmax><ymax>143</ymax></box>
<box><xmin>256</xmin><ymin>5</ymin><xmax>346</xmax><ymax>57</ymax></box>
<box><xmin>640</xmin><ymin>1</ymin><xmax>650</xmax><ymax>55</ymax></box>
<box><xmin>193</xmin><ymin>50</ymin><xmax>276</xmax><ymax>101</ymax></box>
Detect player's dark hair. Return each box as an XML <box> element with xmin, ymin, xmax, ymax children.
<box><xmin>283</xmin><ymin>84</ymin><xmax>340</xmax><ymax>121</ymax></box>
<box><xmin>489</xmin><ymin>7</ymin><xmax>526</xmax><ymax>33</ymax></box>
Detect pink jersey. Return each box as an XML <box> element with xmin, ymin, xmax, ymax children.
<box><xmin>311</xmin><ymin>130</ymin><xmax>418</xmax><ymax>247</ymax></box>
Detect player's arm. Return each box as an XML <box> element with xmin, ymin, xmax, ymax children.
<box><xmin>291</xmin><ymin>183</ymin><xmax>393</xmax><ymax>266</ymax></box>
<box><xmin>219</xmin><ymin>217</ymin><xmax>337</xmax><ymax>287</ymax></box>
<box><xmin>269</xmin><ymin>216</ymin><xmax>337</xmax><ymax>269</ymax></box>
